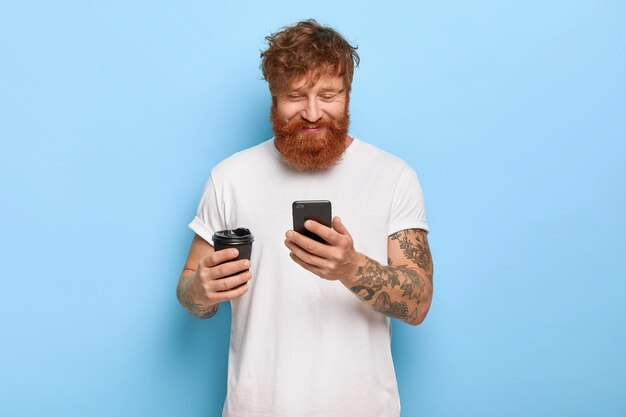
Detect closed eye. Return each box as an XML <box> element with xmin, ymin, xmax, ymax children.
<box><xmin>287</xmin><ymin>94</ymin><xmax>305</xmax><ymax>101</ymax></box>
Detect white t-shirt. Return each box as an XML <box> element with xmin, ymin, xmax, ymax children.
<box><xmin>189</xmin><ymin>137</ymin><xmax>428</xmax><ymax>417</ymax></box>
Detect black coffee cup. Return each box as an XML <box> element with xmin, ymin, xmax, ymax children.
<box><xmin>212</xmin><ymin>228</ymin><xmax>254</xmax><ymax>262</ymax></box>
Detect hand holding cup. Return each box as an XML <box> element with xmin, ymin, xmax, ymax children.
<box><xmin>189</xmin><ymin>228</ymin><xmax>255</xmax><ymax>307</ymax></box>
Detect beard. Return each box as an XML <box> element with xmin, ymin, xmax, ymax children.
<box><xmin>271</xmin><ymin>104</ymin><xmax>350</xmax><ymax>172</ymax></box>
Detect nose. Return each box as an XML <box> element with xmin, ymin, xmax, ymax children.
<box><xmin>301</xmin><ymin>99</ymin><xmax>321</xmax><ymax>123</ymax></box>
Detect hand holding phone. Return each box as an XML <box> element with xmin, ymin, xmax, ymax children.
<box><xmin>287</xmin><ymin>206</ymin><xmax>364</xmax><ymax>281</ymax></box>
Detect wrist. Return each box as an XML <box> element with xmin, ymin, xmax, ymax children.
<box><xmin>178</xmin><ymin>271</ymin><xmax>218</xmax><ymax>319</ymax></box>
<box><xmin>342</xmin><ymin>252</ymin><xmax>366</xmax><ymax>286</ymax></box>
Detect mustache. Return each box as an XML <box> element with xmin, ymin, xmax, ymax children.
<box><xmin>279</xmin><ymin>117</ymin><xmax>335</xmax><ymax>131</ymax></box>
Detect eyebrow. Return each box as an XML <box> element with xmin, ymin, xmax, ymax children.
<box><xmin>289</xmin><ymin>86</ymin><xmax>344</xmax><ymax>94</ymax></box>
<box><xmin>320</xmin><ymin>87</ymin><xmax>344</xmax><ymax>93</ymax></box>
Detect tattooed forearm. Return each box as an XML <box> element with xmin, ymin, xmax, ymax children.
<box><xmin>349</xmin><ymin>256</ymin><xmax>429</xmax><ymax>324</ymax></box>
<box><xmin>346</xmin><ymin>229</ymin><xmax>433</xmax><ymax>325</ymax></box>
<box><xmin>176</xmin><ymin>272</ymin><xmax>219</xmax><ymax>319</ymax></box>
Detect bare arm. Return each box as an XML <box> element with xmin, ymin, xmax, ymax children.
<box><xmin>344</xmin><ymin>229</ymin><xmax>433</xmax><ymax>325</ymax></box>
<box><xmin>177</xmin><ymin>234</ymin><xmax>252</xmax><ymax>319</ymax></box>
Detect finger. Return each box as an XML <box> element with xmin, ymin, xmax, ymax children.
<box><xmin>210</xmin><ymin>270</ymin><xmax>252</xmax><ymax>292</ymax></box>
<box><xmin>210</xmin><ymin>281</ymin><xmax>249</xmax><ymax>302</ymax></box>
<box><xmin>286</xmin><ymin>229</ymin><xmax>333</xmax><ymax>258</ymax></box>
<box><xmin>284</xmin><ymin>238</ymin><xmax>329</xmax><ymax>269</ymax></box>
<box><xmin>209</xmin><ymin>258</ymin><xmax>251</xmax><ymax>280</ymax></box>
<box><xmin>332</xmin><ymin>216</ymin><xmax>351</xmax><ymax>237</ymax></box>
<box><xmin>204</xmin><ymin>248</ymin><xmax>239</xmax><ymax>267</ymax></box>
<box><xmin>289</xmin><ymin>252</ymin><xmax>324</xmax><ymax>276</ymax></box>
<box><xmin>304</xmin><ymin>220</ymin><xmax>341</xmax><ymax>245</ymax></box>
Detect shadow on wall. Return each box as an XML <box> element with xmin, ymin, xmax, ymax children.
<box><xmin>164</xmin><ymin>295</ymin><xmax>233</xmax><ymax>414</ymax></box>
<box><xmin>240</xmin><ymin>89</ymin><xmax>275</xmax><ymax>145</ymax></box>
<box><xmin>156</xmin><ymin>92</ymin><xmax>273</xmax><ymax>414</ymax></box>
<box><xmin>205</xmin><ymin>84</ymin><xmax>275</xmax><ymax>156</ymax></box>
<box><xmin>391</xmin><ymin>320</ymin><xmax>432</xmax><ymax>409</ymax></box>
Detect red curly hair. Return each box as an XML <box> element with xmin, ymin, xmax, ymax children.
<box><xmin>260</xmin><ymin>19</ymin><xmax>360</xmax><ymax>94</ymax></box>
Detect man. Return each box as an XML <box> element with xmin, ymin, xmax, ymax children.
<box><xmin>177</xmin><ymin>19</ymin><xmax>433</xmax><ymax>417</ymax></box>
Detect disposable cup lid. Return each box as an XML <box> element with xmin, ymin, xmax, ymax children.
<box><xmin>212</xmin><ymin>228</ymin><xmax>254</xmax><ymax>245</ymax></box>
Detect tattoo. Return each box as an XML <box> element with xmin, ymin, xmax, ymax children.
<box><xmin>351</xmin><ymin>256</ymin><xmax>425</xmax><ymax>322</ymax></box>
<box><xmin>373</xmin><ymin>292</ymin><xmax>418</xmax><ymax>323</ymax></box>
<box><xmin>390</xmin><ymin>229</ymin><xmax>433</xmax><ymax>284</ymax></box>
<box><xmin>353</xmin><ymin>258</ymin><xmax>402</xmax><ymax>295</ymax></box>
<box><xmin>398</xmin><ymin>266</ymin><xmax>424</xmax><ymax>300</ymax></box>
<box><xmin>348</xmin><ymin>229</ymin><xmax>433</xmax><ymax>323</ymax></box>
<box><xmin>177</xmin><ymin>273</ymin><xmax>219</xmax><ymax>319</ymax></box>
<box><xmin>351</xmin><ymin>285</ymin><xmax>376</xmax><ymax>301</ymax></box>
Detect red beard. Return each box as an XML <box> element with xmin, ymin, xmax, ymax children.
<box><xmin>271</xmin><ymin>104</ymin><xmax>350</xmax><ymax>172</ymax></box>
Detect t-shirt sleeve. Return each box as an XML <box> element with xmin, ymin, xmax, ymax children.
<box><xmin>188</xmin><ymin>173</ymin><xmax>225</xmax><ymax>245</ymax></box>
<box><xmin>388</xmin><ymin>166</ymin><xmax>429</xmax><ymax>236</ymax></box>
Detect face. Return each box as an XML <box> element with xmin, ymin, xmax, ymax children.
<box><xmin>271</xmin><ymin>73</ymin><xmax>350</xmax><ymax>172</ymax></box>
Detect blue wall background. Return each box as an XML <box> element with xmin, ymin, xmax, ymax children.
<box><xmin>1</xmin><ymin>1</ymin><xmax>625</xmax><ymax>416</ymax></box>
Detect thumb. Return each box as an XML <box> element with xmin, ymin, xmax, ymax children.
<box><xmin>333</xmin><ymin>216</ymin><xmax>351</xmax><ymax>236</ymax></box>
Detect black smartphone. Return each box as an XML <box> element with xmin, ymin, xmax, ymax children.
<box><xmin>292</xmin><ymin>200</ymin><xmax>332</xmax><ymax>243</ymax></box>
